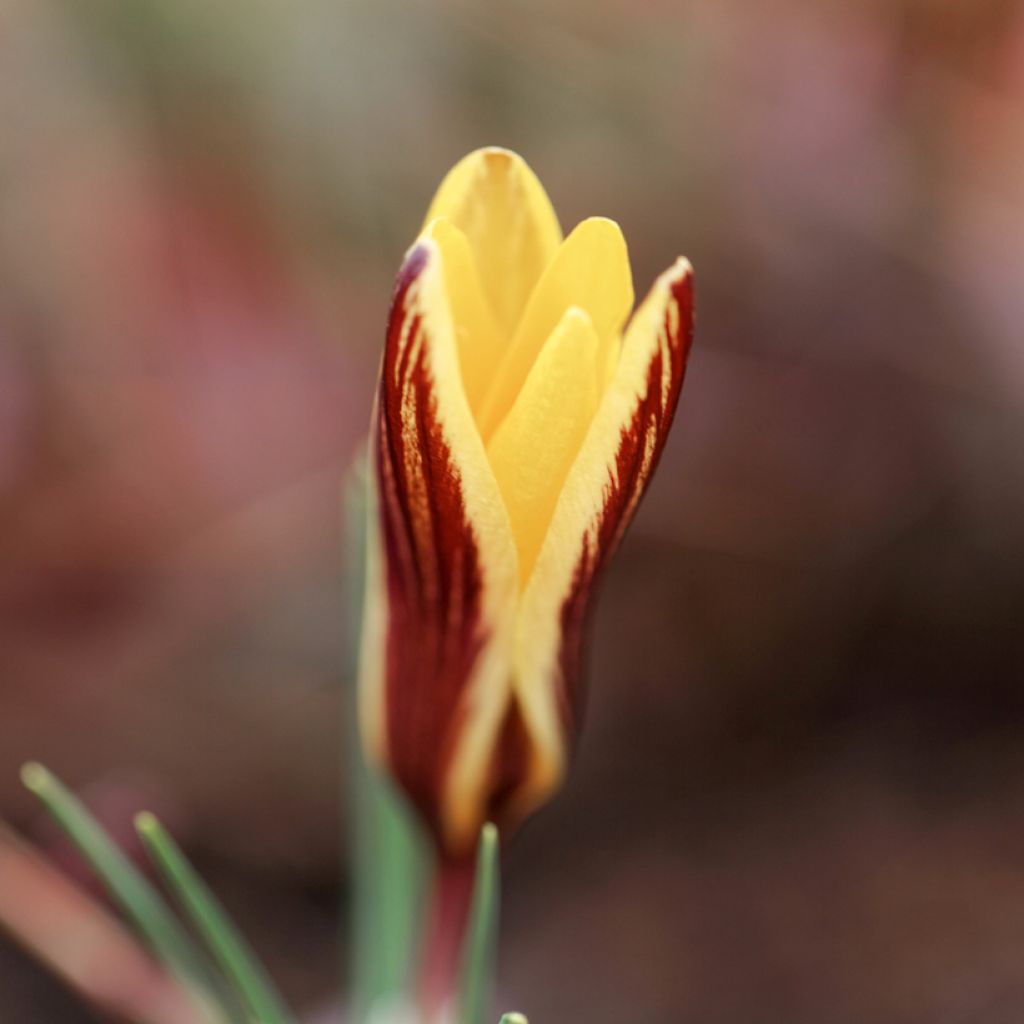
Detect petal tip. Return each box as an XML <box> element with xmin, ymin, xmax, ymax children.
<box><xmin>420</xmin><ymin>215</ymin><xmax>448</xmax><ymax>237</ymax></box>
<box><xmin>673</xmin><ymin>254</ymin><xmax>694</xmax><ymax>277</ymax></box>
<box><xmin>663</xmin><ymin>255</ymin><xmax>694</xmax><ymax>291</ymax></box>
<box><xmin>579</xmin><ymin>214</ymin><xmax>626</xmax><ymax>235</ymax></box>
<box><xmin>480</xmin><ymin>144</ymin><xmax>522</xmax><ymax>164</ymax></box>
<box><xmin>668</xmin><ymin>256</ymin><xmax>695</xmax><ymax>328</ymax></box>
<box><xmin>400</xmin><ymin>237</ymin><xmax>433</xmax><ymax>277</ymax></box>
<box><xmin>653</xmin><ymin>256</ymin><xmax>694</xmax><ymax>342</ymax></box>
<box><xmin>567</xmin><ymin>215</ymin><xmax>629</xmax><ymax>254</ymax></box>
<box><xmin>562</xmin><ymin>304</ymin><xmax>595</xmax><ymax>327</ymax></box>
<box><xmin>452</xmin><ymin>145</ymin><xmax>531</xmax><ymax>179</ymax></box>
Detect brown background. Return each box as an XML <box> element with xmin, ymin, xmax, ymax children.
<box><xmin>2</xmin><ymin>1</ymin><xmax>1024</xmax><ymax>1021</ymax></box>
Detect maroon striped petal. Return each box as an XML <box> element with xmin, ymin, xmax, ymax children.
<box><xmin>359</xmin><ymin>240</ymin><xmax>521</xmax><ymax>856</ymax></box>
<box><xmin>510</xmin><ymin>259</ymin><xmax>694</xmax><ymax>801</ymax></box>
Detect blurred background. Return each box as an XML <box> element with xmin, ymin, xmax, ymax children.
<box><xmin>2</xmin><ymin>0</ymin><xmax>1024</xmax><ymax>1020</ymax></box>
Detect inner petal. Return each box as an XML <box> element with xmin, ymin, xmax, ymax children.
<box><xmin>424</xmin><ymin>218</ymin><xmax>504</xmax><ymax>419</ymax></box>
<box><xmin>475</xmin><ymin>217</ymin><xmax>634</xmax><ymax>442</ymax></box>
<box><xmin>424</xmin><ymin>147</ymin><xmax>562</xmax><ymax>342</ymax></box>
<box><xmin>486</xmin><ymin>306</ymin><xmax>602</xmax><ymax>586</ymax></box>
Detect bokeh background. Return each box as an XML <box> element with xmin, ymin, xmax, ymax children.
<box><xmin>3</xmin><ymin>0</ymin><xmax>1024</xmax><ymax>1021</ymax></box>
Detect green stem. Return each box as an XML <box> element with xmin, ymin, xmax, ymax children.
<box><xmin>457</xmin><ymin>823</ymin><xmax>500</xmax><ymax>1024</ymax></box>
<box><xmin>420</xmin><ymin>854</ymin><xmax>476</xmax><ymax>1019</ymax></box>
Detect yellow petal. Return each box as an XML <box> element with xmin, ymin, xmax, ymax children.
<box><xmin>423</xmin><ymin>217</ymin><xmax>505</xmax><ymax>418</ymax></box>
<box><xmin>486</xmin><ymin>306</ymin><xmax>602</xmax><ymax>587</ymax></box>
<box><xmin>424</xmin><ymin>147</ymin><xmax>562</xmax><ymax>341</ymax></box>
<box><xmin>510</xmin><ymin>258</ymin><xmax>694</xmax><ymax>820</ymax></box>
<box><xmin>476</xmin><ymin>217</ymin><xmax>634</xmax><ymax>441</ymax></box>
<box><xmin>598</xmin><ymin>327</ymin><xmax>621</xmax><ymax>390</ymax></box>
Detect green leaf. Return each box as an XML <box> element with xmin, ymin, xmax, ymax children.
<box><xmin>458</xmin><ymin>823</ymin><xmax>500</xmax><ymax>1024</ymax></box>
<box><xmin>350</xmin><ymin>759</ymin><xmax>428</xmax><ymax>1018</ymax></box>
<box><xmin>20</xmin><ymin>762</ymin><xmax>235</xmax><ymax>1023</ymax></box>
<box><xmin>344</xmin><ymin>457</ymin><xmax>428</xmax><ymax>1019</ymax></box>
<box><xmin>135</xmin><ymin>811</ymin><xmax>294</xmax><ymax>1024</ymax></box>
<box><xmin>499</xmin><ymin>1015</ymin><xmax>528</xmax><ymax>1024</ymax></box>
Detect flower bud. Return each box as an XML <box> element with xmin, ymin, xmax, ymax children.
<box><xmin>359</xmin><ymin>148</ymin><xmax>693</xmax><ymax>856</ymax></box>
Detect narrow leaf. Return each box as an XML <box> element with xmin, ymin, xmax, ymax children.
<box><xmin>136</xmin><ymin>812</ymin><xmax>293</xmax><ymax>1024</ymax></box>
<box><xmin>20</xmin><ymin>763</ymin><xmax>235</xmax><ymax>1022</ymax></box>
<box><xmin>0</xmin><ymin>822</ymin><xmax>214</xmax><ymax>1024</ymax></box>
<box><xmin>345</xmin><ymin>456</ymin><xmax>428</xmax><ymax>1019</ymax></box>
<box><xmin>458</xmin><ymin>823</ymin><xmax>500</xmax><ymax>1024</ymax></box>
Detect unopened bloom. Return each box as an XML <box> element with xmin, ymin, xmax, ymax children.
<box><xmin>359</xmin><ymin>147</ymin><xmax>693</xmax><ymax>857</ymax></box>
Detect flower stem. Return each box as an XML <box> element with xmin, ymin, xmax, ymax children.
<box><xmin>419</xmin><ymin>855</ymin><xmax>476</xmax><ymax>1020</ymax></box>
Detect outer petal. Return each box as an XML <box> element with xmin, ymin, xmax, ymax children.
<box><xmin>509</xmin><ymin>258</ymin><xmax>695</xmax><ymax>818</ymax></box>
<box><xmin>359</xmin><ymin>239</ymin><xmax>526</xmax><ymax>856</ymax></box>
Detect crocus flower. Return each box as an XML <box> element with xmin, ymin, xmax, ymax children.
<box><xmin>360</xmin><ymin>147</ymin><xmax>693</xmax><ymax>858</ymax></box>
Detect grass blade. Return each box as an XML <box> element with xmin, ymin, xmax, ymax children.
<box><xmin>20</xmin><ymin>763</ymin><xmax>235</xmax><ymax>1022</ymax></box>
<box><xmin>458</xmin><ymin>823</ymin><xmax>500</xmax><ymax>1024</ymax></box>
<box><xmin>0</xmin><ymin>822</ymin><xmax>214</xmax><ymax>1024</ymax></box>
<box><xmin>136</xmin><ymin>812</ymin><xmax>293</xmax><ymax>1024</ymax></box>
<box><xmin>345</xmin><ymin>457</ymin><xmax>428</xmax><ymax>1019</ymax></box>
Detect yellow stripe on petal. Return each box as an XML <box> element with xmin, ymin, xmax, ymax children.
<box><xmin>476</xmin><ymin>217</ymin><xmax>634</xmax><ymax>441</ymax></box>
<box><xmin>598</xmin><ymin>326</ymin><xmax>621</xmax><ymax>390</ymax></box>
<box><xmin>424</xmin><ymin>147</ymin><xmax>562</xmax><ymax>341</ymax></box>
<box><xmin>487</xmin><ymin>306</ymin><xmax>602</xmax><ymax>587</ymax></box>
<box><xmin>423</xmin><ymin>217</ymin><xmax>505</xmax><ymax>419</ymax></box>
<box><xmin>511</xmin><ymin>258</ymin><xmax>694</xmax><ymax>813</ymax></box>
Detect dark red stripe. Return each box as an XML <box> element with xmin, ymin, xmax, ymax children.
<box><xmin>376</xmin><ymin>245</ymin><xmax>487</xmax><ymax>849</ymax></box>
<box><xmin>483</xmin><ymin>699</ymin><xmax>532</xmax><ymax>830</ymax></box>
<box><xmin>557</xmin><ymin>269</ymin><xmax>695</xmax><ymax>736</ymax></box>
